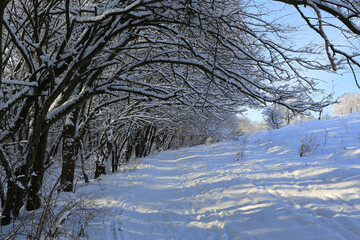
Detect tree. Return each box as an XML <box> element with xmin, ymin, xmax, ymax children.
<box><xmin>0</xmin><ymin>0</ymin><xmax>330</xmax><ymax>225</ymax></box>
<box><xmin>263</xmin><ymin>102</ymin><xmax>317</xmax><ymax>128</ymax></box>
<box><xmin>332</xmin><ymin>93</ymin><xmax>360</xmax><ymax>116</ymax></box>
<box><xmin>263</xmin><ymin>105</ymin><xmax>285</xmax><ymax>129</ymax></box>
<box><xmin>237</xmin><ymin>115</ymin><xmax>267</xmax><ymax>134</ymax></box>
<box><xmin>273</xmin><ymin>0</ymin><xmax>360</xmax><ymax>87</ymax></box>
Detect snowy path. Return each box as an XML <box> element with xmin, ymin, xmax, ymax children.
<box><xmin>81</xmin><ymin>113</ymin><xmax>360</xmax><ymax>240</ymax></box>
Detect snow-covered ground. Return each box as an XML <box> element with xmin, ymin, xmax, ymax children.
<box><xmin>73</xmin><ymin>112</ymin><xmax>360</xmax><ymax>240</ymax></box>
<box><xmin>3</xmin><ymin>112</ymin><xmax>356</xmax><ymax>239</ymax></box>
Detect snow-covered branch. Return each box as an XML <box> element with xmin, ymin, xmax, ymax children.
<box><xmin>274</xmin><ymin>0</ymin><xmax>360</xmax><ymax>85</ymax></box>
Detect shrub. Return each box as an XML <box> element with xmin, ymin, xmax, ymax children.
<box><xmin>299</xmin><ymin>134</ymin><xmax>319</xmax><ymax>157</ymax></box>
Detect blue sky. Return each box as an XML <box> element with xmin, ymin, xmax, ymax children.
<box><xmin>245</xmin><ymin>0</ymin><xmax>360</xmax><ymax>122</ymax></box>
<box><xmin>246</xmin><ymin>71</ymin><xmax>360</xmax><ymax>122</ymax></box>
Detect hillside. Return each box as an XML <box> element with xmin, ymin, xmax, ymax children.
<box><xmin>4</xmin><ymin>112</ymin><xmax>360</xmax><ymax>239</ymax></box>
<box><xmin>72</xmin><ymin>112</ymin><xmax>360</xmax><ymax>240</ymax></box>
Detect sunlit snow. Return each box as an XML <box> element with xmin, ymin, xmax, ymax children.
<box><xmin>77</xmin><ymin>112</ymin><xmax>360</xmax><ymax>239</ymax></box>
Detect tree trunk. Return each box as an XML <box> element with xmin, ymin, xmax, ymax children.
<box><xmin>0</xmin><ymin>0</ymin><xmax>9</xmax><ymax>85</ymax></box>
<box><xmin>1</xmin><ymin>111</ymin><xmax>45</xmax><ymax>224</ymax></box>
<box><xmin>60</xmin><ymin>112</ymin><xmax>79</xmax><ymax>192</ymax></box>
<box><xmin>94</xmin><ymin>155</ymin><xmax>106</xmax><ymax>179</ymax></box>
<box><xmin>134</xmin><ymin>128</ymin><xmax>145</xmax><ymax>158</ymax></box>
<box><xmin>145</xmin><ymin>126</ymin><xmax>156</xmax><ymax>156</ymax></box>
<box><xmin>1</xmin><ymin>180</ymin><xmax>15</xmax><ymax>225</ymax></box>
<box><xmin>0</xmin><ymin>179</ymin><xmax>4</xmax><ymax>208</ymax></box>
<box><xmin>134</xmin><ymin>125</ymin><xmax>155</xmax><ymax>158</ymax></box>
<box><xmin>124</xmin><ymin>142</ymin><xmax>133</xmax><ymax>163</ymax></box>
<box><xmin>26</xmin><ymin>128</ymin><xmax>49</xmax><ymax>210</ymax></box>
<box><xmin>80</xmin><ymin>145</ymin><xmax>89</xmax><ymax>184</ymax></box>
<box><xmin>111</xmin><ymin>143</ymin><xmax>117</xmax><ymax>173</ymax></box>
<box><xmin>1</xmin><ymin>166</ymin><xmax>28</xmax><ymax>225</ymax></box>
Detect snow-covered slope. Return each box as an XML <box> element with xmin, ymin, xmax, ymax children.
<box><xmin>80</xmin><ymin>112</ymin><xmax>360</xmax><ymax>240</ymax></box>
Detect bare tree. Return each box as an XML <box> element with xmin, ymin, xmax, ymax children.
<box><xmin>263</xmin><ymin>105</ymin><xmax>284</xmax><ymax>129</ymax></box>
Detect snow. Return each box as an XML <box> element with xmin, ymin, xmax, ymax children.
<box><xmin>0</xmin><ymin>87</ymin><xmax>31</xmax><ymax>113</ymax></box>
<box><xmin>71</xmin><ymin>112</ymin><xmax>360</xmax><ymax>240</ymax></box>
<box><xmin>74</xmin><ymin>0</ymin><xmax>143</xmax><ymax>23</ymax></box>
<box><xmin>3</xmin><ymin>112</ymin><xmax>358</xmax><ymax>238</ymax></box>
<box><xmin>2</xmin><ymin>79</ymin><xmax>38</xmax><ymax>87</ymax></box>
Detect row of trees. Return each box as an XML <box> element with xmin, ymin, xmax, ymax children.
<box><xmin>262</xmin><ymin>104</ymin><xmax>315</xmax><ymax>129</ymax></box>
<box><xmin>261</xmin><ymin>92</ymin><xmax>360</xmax><ymax>129</ymax></box>
<box><xmin>0</xmin><ymin>0</ymin><xmax>346</xmax><ymax>225</ymax></box>
<box><xmin>332</xmin><ymin>93</ymin><xmax>360</xmax><ymax>116</ymax></box>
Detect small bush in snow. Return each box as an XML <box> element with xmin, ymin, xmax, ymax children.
<box><xmin>235</xmin><ymin>135</ymin><xmax>248</xmax><ymax>161</ymax></box>
<box><xmin>323</xmin><ymin>128</ymin><xmax>329</xmax><ymax>147</ymax></box>
<box><xmin>299</xmin><ymin>134</ymin><xmax>319</xmax><ymax>157</ymax></box>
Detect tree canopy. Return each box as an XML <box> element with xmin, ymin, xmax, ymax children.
<box><xmin>273</xmin><ymin>0</ymin><xmax>360</xmax><ymax>88</ymax></box>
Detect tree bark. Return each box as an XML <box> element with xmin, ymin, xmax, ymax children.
<box><xmin>1</xmin><ymin>180</ymin><xmax>14</xmax><ymax>225</ymax></box>
<box><xmin>1</xmin><ymin>99</ymin><xmax>46</xmax><ymax>224</ymax></box>
<box><xmin>26</xmin><ymin>128</ymin><xmax>49</xmax><ymax>210</ymax></box>
<box><xmin>60</xmin><ymin>111</ymin><xmax>79</xmax><ymax>192</ymax></box>
<box><xmin>0</xmin><ymin>0</ymin><xmax>9</xmax><ymax>85</ymax></box>
<box><xmin>94</xmin><ymin>156</ymin><xmax>106</xmax><ymax>179</ymax></box>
